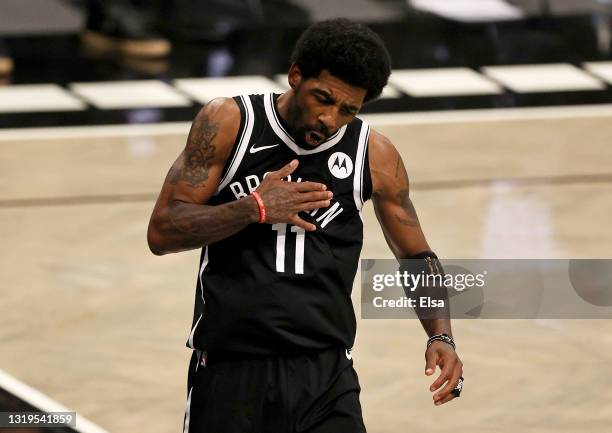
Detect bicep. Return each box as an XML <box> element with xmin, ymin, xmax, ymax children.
<box><xmin>158</xmin><ymin>149</ymin><xmax>224</xmax><ymax>207</ymax></box>
<box><xmin>370</xmin><ymin>138</ymin><xmax>430</xmax><ymax>258</ymax></box>
<box><xmin>153</xmin><ymin>98</ymin><xmax>239</xmax><ymax>212</ymax></box>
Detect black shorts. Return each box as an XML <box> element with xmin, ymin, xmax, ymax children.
<box><xmin>182</xmin><ymin>348</ymin><xmax>367</xmax><ymax>433</ymax></box>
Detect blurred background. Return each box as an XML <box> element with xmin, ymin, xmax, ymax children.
<box><xmin>1</xmin><ymin>0</ymin><xmax>612</xmax><ymax>126</ymax></box>
<box><xmin>1</xmin><ymin>1</ymin><xmax>612</xmax><ymax>433</ymax></box>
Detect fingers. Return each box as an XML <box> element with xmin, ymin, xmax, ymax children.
<box><xmin>298</xmin><ymin>200</ymin><xmax>331</xmax><ymax>212</ymax></box>
<box><xmin>299</xmin><ymin>191</ymin><xmax>333</xmax><ymax>203</ymax></box>
<box><xmin>294</xmin><ymin>181</ymin><xmax>327</xmax><ymax>192</ymax></box>
<box><xmin>429</xmin><ymin>361</ymin><xmax>452</xmax><ymax>393</ymax></box>
<box><xmin>432</xmin><ymin>362</ymin><xmax>463</xmax><ymax>406</ymax></box>
<box><xmin>435</xmin><ymin>391</ymin><xmax>457</xmax><ymax>406</ymax></box>
<box><xmin>290</xmin><ymin>216</ymin><xmax>317</xmax><ymax>232</ymax></box>
<box><xmin>269</xmin><ymin>159</ymin><xmax>298</xmax><ymax>180</ymax></box>
<box><xmin>425</xmin><ymin>351</ymin><xmax>437</xmax><ymax>376</ymax></box>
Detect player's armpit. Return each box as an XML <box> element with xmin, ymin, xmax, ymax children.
<box><xmin>147</xmin><ymin>97</ymin><xmax>257</xmax><ymax>255</ymax></box>
<box><xmin>369</xmin><ymin>129</ymin><xmax>431</xmax><ymax>258</ymax></box>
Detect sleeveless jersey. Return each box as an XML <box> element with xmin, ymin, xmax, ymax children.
<box><xmin>186</xmin><ymin>93</ymin><xmax>372</xmax><ymax>356</ymax></box>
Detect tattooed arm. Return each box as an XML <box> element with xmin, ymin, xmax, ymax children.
<box><xmin>369</xmin><ymin>130</ymin><xmax>431</xmax><ymax>259</ymax></box>
<box><xmin>147</xmin><ymin>97</ymin><xmax>332</xmax><ymax>255</ymax></box>
<box><xmin>147</xmin><ymin>98</ymin><xmax>258</xmax><ymax>255</ymax></box>
<box><xmin>370</xmin><ymin>130</ymin><xmax>462</xmax><ymax>407</ymax></box>
<box><xmin>369</xmin><ymin>130</ymin><xmax>451</xmax><ymax>337</ymax></box>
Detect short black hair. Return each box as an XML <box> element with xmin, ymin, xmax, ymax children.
<box><xmin>290</xmin><ymin>18</ymin><xmax>391</xmax><ymax>103</ymax></box>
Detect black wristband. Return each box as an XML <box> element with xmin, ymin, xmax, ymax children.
<box><xmin>427</xmin><ymin>333</ymin><xmax>456</xmax><ymax>350</ymax></box>
<box><xmin>399</xmin><ymin>251</ymin><xmax>444</xmax><ymax>277</ymax></box>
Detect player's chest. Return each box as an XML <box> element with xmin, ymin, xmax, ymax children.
<box><xmin>224</xmin><ymin>147</ymin><xmax>357</xmax><ymax>205</ymax></box>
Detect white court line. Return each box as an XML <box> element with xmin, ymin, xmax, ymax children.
<box><xmin>174</xmin><ymin>76</ymin><xmax>285</xmax><ymax>104</ymax></box>
<box><xmin>0</xmin><ymin>84</ymin><xmax>86</xmax><ymax>113</ymax></box>
<box><xmin>361</xmin><ymin>103</ymin><xmax>612</xmax><ymax>125</ymax></box>
<box><xmin>1</xmin><ymin>104</ymin><xmax>612</xmax><ymax>142</ymax></box>
<box><xmin>583</xmin><ymin>61</ymin><xmax>612</xmax><ymax>85</ymax></box>
<box><xmin>0</xmin><ymin>368</ymin><xmax>109</xmax><ymax>433</ymax></box>
<box><xmin>409</xmin><ymin>0</ymin><xmax>524</xmax><ymax>22</ymax></box>
<box><xmin>482</xmin><ymin>63</ymin><xmax>606</xmax><ymax>93</ymax></box>
<box><xmin>0</xmin><ymin>122</ymin><xmax>191</xmax><ymax>141</ymax></box>
<box><xmin>70</xmin><ymin>81</ymin><xmax>191</xmax><ymax>109</ymax></box>
<box><xmin>388</xmin><ymin>67</ymin><xmax>503</xmax><ymax>96</ymax></box>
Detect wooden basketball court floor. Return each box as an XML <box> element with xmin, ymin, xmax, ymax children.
<box><xmin>1</xmin><ymin>105</ymin><xmax>612</xmax><ymax>433</ymax></box>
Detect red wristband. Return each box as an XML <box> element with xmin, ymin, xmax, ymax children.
<box><xmin>251</xmin><ymin>191</ymin><xmax>266</xmax><ymax>223</ymax></box>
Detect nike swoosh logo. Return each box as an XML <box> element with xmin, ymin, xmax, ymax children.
<box><xmin>249</xmin><ymin>143</ymin><xmax>280</xmax><ymax>154</ymax></box>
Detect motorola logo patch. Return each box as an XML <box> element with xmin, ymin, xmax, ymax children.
<box><xmin>328</xmin><ymin>152</ymin><xmax>353</xmax><ymax>179</ymax></box>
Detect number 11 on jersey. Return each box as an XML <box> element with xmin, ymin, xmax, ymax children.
<box><xmin>272</xmin><ymin>223</ymin><xmax>305</xmax><ymax>274</ymax></box>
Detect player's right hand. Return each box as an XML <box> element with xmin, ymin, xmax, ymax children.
<box><xmin>255</xmin><ymin>159</ymin><xmax>332</xmax><ymax>231</ymax></box>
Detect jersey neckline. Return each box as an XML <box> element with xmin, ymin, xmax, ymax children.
<box><xmin>264</xmin><ymin>92</ymin><xmax>347</xmax><ymax>156</ymax></box>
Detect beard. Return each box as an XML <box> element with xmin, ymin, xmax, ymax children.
<box><xmin>287</xmin><ymin>100</ymin><xmax>330</xmax><ymax>148</ymax></box>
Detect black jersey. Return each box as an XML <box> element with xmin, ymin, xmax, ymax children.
<box><xmin>186</xmin><ymin>93</ymin><xmax>372</xmax><ymax>355</ymax></box>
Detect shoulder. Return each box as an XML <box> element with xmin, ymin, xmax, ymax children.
<box><xmin>186</xmin><ymin>97</ymin><xmax>242</xmax><ymax>165</ymax></box>
<box><xmin>192</xmin><ymin>97</ymin><xmax>241</xmax><ymax>136</ymax></box>
<box><xmin>368</xmin><ymin>128</ymin><xmax>398</xmax><ymax>163</ymax></box>
<box><xmin>200</xmin><ymin>96</ymin><xmax>241</xmax><ymax>119</ymax></box>
<box><xmin>367</xmin><ymin>128</ymin><xmax>402</xmax><ymax>196</ymax></box>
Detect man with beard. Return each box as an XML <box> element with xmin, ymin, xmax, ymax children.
<box><xmin>148</xmin><ymin>18</ymin><xmax>464</xmax><ymax>433</ymax></box>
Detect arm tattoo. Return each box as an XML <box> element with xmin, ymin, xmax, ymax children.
<box><xmin>394</xmin><ymin>153</ymin><xmax>402</xmax><ymax>178</ymax></box>
<box><xmin>394</xmin><ymin>152</ymin><xmax>409</xmax><ymax>181</ymax></box>
<box><xmin>166</xmin><ymin>198</ymin><xmax>256</xmax><ymax>248</ymax></box>
<box><xmin>167</xmin><ymin>198</ymin><xmax>251</xmax><ymax>237</ymax></box>
<box><xmin>169</xmin><ymin>114</ymin><xmax>219</xmax><ymax>187</ymax></box>
<box><xmin>167</xmin><ymin>198</ymin><xmax>200</xmax><ymax>236</ymax></box>
<box><xmin>395</xmin><ymin>189</ymin><xmax>421</xmax><ymax>227</ymax></box>
<box><xmin>393</xmin><ymin>155</ymin><xmax>421</xmax><ymax>227</ymax></box>
<box><xmin>264</xmin><ymin>186</ymin><xmax>293</xmax><ymax>219</ymax></box>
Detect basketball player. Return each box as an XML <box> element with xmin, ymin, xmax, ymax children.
<box><xmin>148</xmin><ymin>18</ymin><xmax>464</xmax><ymax>433</ymax></box>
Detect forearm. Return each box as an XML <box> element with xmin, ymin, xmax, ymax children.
<box><xmin>404</xmin><ymin>281</ymin><xmax>452</xmax><ymax>338</ymax></box>
<box><xmin>413</xmin><ymin>286</ymin><xmax>452</xmax><ymax>338</ymax></box>
<box><xmin>400</xmin><ymin>253</ymin><xmax>453</xmax><ymax>338</ymax></box>
<box><xmin>148</xmin><ymin>196</ymin><xmax>258</xmax><ymax>255</ymax></box>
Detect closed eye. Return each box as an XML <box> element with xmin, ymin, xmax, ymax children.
<box><xmin>315</xmin><ymin>94</ymin><xmax>334</xmax><ymax>105</ymax></box>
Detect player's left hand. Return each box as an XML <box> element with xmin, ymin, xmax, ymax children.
<box><xmin>425</xmin><ymin>341</ymin><xmax>463</xmax><ymax>406</ymax></box>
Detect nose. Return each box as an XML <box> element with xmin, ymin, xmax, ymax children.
<box><xmin>317</xmin><ymin>107</ymin><xmax>338</xmax><ymax>133</ymax></box>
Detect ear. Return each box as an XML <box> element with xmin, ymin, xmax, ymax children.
<box><xmin>287</xmin><ymin>63</ymin><xmax>302</xmax><ymax>89</ymax></box>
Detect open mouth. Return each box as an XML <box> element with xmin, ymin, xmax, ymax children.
<box><xmin>305</xmin><ymin>131</ymin><xmax>325</xmax><ymax>146</ymax></box>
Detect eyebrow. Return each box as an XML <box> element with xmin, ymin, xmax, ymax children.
<box><xmin>313</xmin><ymin>88</ymin><xmax>360</xmax><ymax>114</ymax></box>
